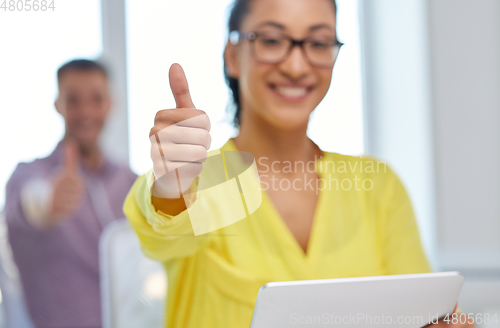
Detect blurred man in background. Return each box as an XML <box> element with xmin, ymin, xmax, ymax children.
<box><xmin>4</xmin><ymin>59</ymin><xmax>137</xmax><ymax>328</ymax></box>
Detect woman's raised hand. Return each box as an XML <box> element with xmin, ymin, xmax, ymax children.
<box><xmin>149</xmin><ymin>63</ymin><xmax>211</xmax><ymax>199</ymax></box>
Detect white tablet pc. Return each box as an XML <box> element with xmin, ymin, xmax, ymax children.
<box><xmin>250</xmin><ymin>271</ymin><xmax>464</xmax><ymax>328</ymax></box>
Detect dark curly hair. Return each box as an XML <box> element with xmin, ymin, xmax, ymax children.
<box><xmin>223</xmin><ymin>0</ymin><xmax>338</xmax><ymax>127</ymax></box>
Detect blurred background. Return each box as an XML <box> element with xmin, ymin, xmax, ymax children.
<box><xmin>0</xmin><ymin>0</ymin><xmax>499</xmax><ymax>327</ymax></box>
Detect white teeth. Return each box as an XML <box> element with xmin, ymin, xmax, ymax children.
<box><xmin>276</xmin><ymin>86</ymin><xmax>308</xmax><ymax>97</ymax></box>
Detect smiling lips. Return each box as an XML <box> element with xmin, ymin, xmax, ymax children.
<box><xmin>270</xmin><ymin>84</ymin><xmax>313</xmax><ymax>101</ymax></box>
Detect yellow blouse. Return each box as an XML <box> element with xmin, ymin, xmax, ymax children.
<box><xmin>124</xmin><ymin>139</ymin><xmax>431</xmax><ymax>328</ymax></box>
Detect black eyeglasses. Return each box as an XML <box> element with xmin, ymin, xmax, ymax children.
<box><xmin>230</xmin><ymin>30</ymin><xmax>344</xmax><ymax>68</ymax></box>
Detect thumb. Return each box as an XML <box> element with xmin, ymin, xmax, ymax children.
<box><xmin>63</xmin><ymin>139</ymin><xmax>79</xmax><ymax>174</ymax></box>
<box><xmin>169</xmin><ymin>63</ymin><xmax>196</xmax><ymax>109</ymax></box>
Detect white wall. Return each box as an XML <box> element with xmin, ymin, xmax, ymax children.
<box><xmin>359</xmin><ymin>0</ymin><xmax>500</xmax><ymax>322</ymax></box>
<box><xmin>428</xmin><ymin>0</ymin><xmax>500</xmax><ymax>273</ymax></box>
<box><xmin>427</xmin><ymin>2</ymin><xmax>500</xmax><ymax>319</ymax></box>
<box><xmin>100</xmin><ymin>0</ymin><xmax>130</xmax><ymax>164</ymax></box>
<box><xmin>359</xmin><ymin>0</ymin><xmax>436</xmax><ymax>266</ymax></box>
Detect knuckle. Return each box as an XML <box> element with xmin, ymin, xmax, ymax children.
<box><xmin>181</xmin><ymin>163</ymin><xmax>203</xmax><ymax>178</ymax></box>
<box><xmin>197</xmin><ymin>129</ymin><xmax>211</xmax><ymax>149</ymax></box>
<box><xmin>199</xmin><ymin>111</ymin><xmax>210</xmax><ymax>123</ymax></box>
<box><xmin>153</xmin><ymin>110</ymin><xmax>165</xmax><ymax>125</ymax></box>
<box><xmin>190</xmin><ymin>163</ymin><xmax>203</xmax><ymax>177</ymax></box>
<box><xmin>154</xmin><ymin>110</ymin><xmax>174</xmax><ymax>126</ymax></box>
<box><xmin>192</xmin><ymin>128</ymin><xmax>208</xmax><ymax>143</ymax></box>
<box><xmin>200</xmin><ymin>129</ymin><xmax>210</xmax><ymax>141</ymax></box>
<box><xmin>193</xmin><ymin>145</ymin><xmax>207</xmax><ymax>162</ymax></box>
<box><xmin>158</xmin><ymin>125</ymin><xmax>175</xmax><ymax>139</ymax></box>
<box><xmin>149</xmin><ymin>127</ymin><xmax>160</xmax><ymax>138</ymax></box>
<box><xmin>204</xmin><ymin>131</ymin><xmax>212</xmax><ymax>148</ymax></box>
<box><xmin>203</xmin><ymin>115</ymin><xmax>212</xmax><ymax>131</ymax></box>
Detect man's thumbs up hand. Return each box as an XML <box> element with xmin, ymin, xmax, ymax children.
<box><xmin>63</xmin><ymin>139</ymin><xmax>79</xmax><ymax>174</ymax></box>
<box><xmin>49</xmin><ymin>140</ymin><xmax>85</xmax><ymax>224</ymax></box>
<box><xmin>150</xmin><ymin>64</ymin><xmax>211</xmax><ymax>199</ymax></box>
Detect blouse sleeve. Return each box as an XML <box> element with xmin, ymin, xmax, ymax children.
<box><xmin>378</xmin><ymin>165</ymin><xmax>432</xmax><ymax>275</ymax></box>
<box><xmin>123</xmin><ymin>171</ymin><xmax>211</xmax><ymax>263</ymax></box>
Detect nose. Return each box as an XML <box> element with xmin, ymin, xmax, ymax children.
<box><xmin>79</xmin><ymin>102</ymin><xmax>94</xmax><ymax>117</ymax></box>
<box><xmin>277</xmin><ymin>45</ymin><xmax>311</xmax><ymax>81</ymax></box>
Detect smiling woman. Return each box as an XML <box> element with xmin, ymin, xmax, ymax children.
<box><xmin>224</xmin><ymin>0</ymin><xmax>340</xmax><ymax>128</ymax></box>
<box><xmin>123</xmin><ymin>0</ymin><xmax>442</xmax><ymax>327</ymax></box>
<box><xmin>225</xmin><ymin>0</ymin><xmax>338</xmax><ymax>132</ymax></box>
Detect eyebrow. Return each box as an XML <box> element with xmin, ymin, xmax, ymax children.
<box><xmin>254</xmin><ymin>21</ymin><xmax>285</xmax><ymax>30</ymax></box>
<box><xmin>310</xmin><ymin>24</ymin><xmax>335</xmax><ymax>32</ymax></box>
<box><xmin>254</xmin><ymin>21</ymin><xmax>335</xmax><ymax>33</ymax></box>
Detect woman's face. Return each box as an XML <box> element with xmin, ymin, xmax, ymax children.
<box><xmin>226</xmin><ymin>0</ymin><xmax>337</xmax><ymax>131</ymax></box>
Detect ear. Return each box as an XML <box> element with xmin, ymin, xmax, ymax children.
<box><xmin>224</xmin><ymin>41</ymin><xmax>240</xmax><ymax>79</ymax></box>
<box><xmin>54</xmin><ymin>97</ymin><xmax>63</xmax><ymax>116</ymax></box>
<box><xmin>104</xmin><ymin>96</ymin><xmax>113</xmax><ymax>115</ymax></box>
